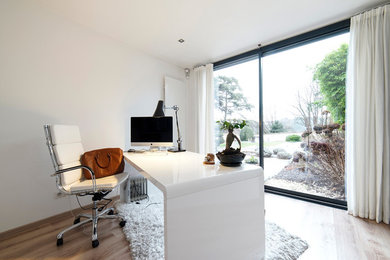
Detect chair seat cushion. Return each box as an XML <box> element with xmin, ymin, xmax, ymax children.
<box><xmin>63</xmin><ymin>172</ymin><xmax>129</xmax><ymax>192</ymax></box>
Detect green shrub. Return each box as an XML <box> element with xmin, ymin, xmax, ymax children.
<box><xmin>285</xmin><ymin>134</ymin><xmax>301</xmax><ymax>142</ymax></box>
<box><xmin>245</xmin><ymin>156</ymin><xmax>259</xmax><ymax>164</ymax></box>
<box><xmin>240</xmin><ymin>126</ymin><xmax>254</xmax><ymax>141</ymax></box>
<box><xmin>270</xmin><ymin>120</ymin><xmax>285</xmax><ymax>133</ymax></box>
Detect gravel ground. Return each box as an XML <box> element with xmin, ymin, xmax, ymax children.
<box><xmin>239</xmin><ymin>134</ymin><xmax>345</xmax><ymax>200</ymax></box>
<box><xmin>265</xmin><ymin>164</ymin><xmax>345</xmax><ymax>200</ymax></box>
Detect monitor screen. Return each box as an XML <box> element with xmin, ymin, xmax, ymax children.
<box><xmin>131</xmin><ymin>117</ymin><xmax>173</xmax><ymax>147</ymax></box>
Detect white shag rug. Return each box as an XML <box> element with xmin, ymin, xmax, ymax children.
<box><xmin>116</xmin><ymin>195</ymin><xmax>308</xmax><ymax>260</ymax></box>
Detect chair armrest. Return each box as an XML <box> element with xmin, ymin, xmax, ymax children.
<box><xmin>51</xmin><ymin>165</ymin><xmax>94</xmax><ymax>177</ymax></box>
<box><xmin>51</xmin><ymin>165</ymin><xmax>97</xmax><ymax>193</ymax></box>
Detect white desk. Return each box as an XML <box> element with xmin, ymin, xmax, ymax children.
<box><xmin>123</xmin><ymin>151</ymin><xmax>265</xmax><ymax>260</ymax></box>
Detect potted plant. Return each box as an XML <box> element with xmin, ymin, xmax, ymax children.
<box><xmin>216</xmin><ymin>120</ymin><xmax>247</xmax><ymax>166</ymax></box>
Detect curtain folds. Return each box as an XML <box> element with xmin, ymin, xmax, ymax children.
<box><xmin>346</xmin><ymin>5</ymin><xmax>390</xmax><ymax>224</ymax></box>
<box><xmin>187</xmin><ymin>64</ymin><xmax>215</xmax><ymax>154</ymax></box>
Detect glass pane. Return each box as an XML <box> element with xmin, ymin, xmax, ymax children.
<box><xmin>214</xmin><ymin>59</ymin><xmax>259</xmax><ymax>165</ymax></box>
<box><xmin>262</xmin><ymin>33</ymin><xmax>349</xmax><ymax>200</ymax></box>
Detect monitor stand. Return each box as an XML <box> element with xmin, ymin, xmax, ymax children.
<box><xmin>148</xmin><ymin>146</ymin><xmax>169</xmax><ymax>152</ymax></box>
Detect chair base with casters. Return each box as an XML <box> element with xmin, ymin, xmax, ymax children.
<box><xmin>44</xmin><ymin>124</ymin><xmax>129</xmax><ymax>248</ymax></box>
<box><xmin>55</xmin><ymin>192</ymin><xmax>127</xmax><ymax>248</ymax></box>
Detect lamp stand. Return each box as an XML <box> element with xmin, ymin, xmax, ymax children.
<box><xmin>168</xmin><ymin>105</ymin><xmax>186</xmax><ymax>152</ymax></box>
<box><xmin>153</xmin><ymin>100</ymin><xmax>186</xmax><ymax>152</ymax></box>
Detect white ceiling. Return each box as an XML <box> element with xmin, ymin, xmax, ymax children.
<box><xmin>37</xmin><ymin>0</ymin><xmax>388</xmax><ymax>68</ymax></box>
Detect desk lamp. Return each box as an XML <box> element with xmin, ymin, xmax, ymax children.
<box><xmin>153</xmin><ymin>100</ymin><xmax>185</xmax><ymax>152</ymax></box>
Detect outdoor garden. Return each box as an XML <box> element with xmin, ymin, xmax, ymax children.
<box><xmin>214</xmin><ymin>44</ymin><xmax>347</xmax><ymax>200</ymax></box>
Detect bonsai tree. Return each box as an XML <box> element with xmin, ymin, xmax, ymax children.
<box><xmin>216</xmin><ymin>120</ymin><xmax>246</xmax><ymax>153</ymax></box>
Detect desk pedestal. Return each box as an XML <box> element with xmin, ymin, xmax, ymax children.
<box><xmin>166</xmin><ymin>175</ymin><xmax>264</xmax><ymax>260</ymax></box>
<box><xmin>124</xmin><ymin>152</ymin><xmax>265</xmax><ymax>259</ymax></box>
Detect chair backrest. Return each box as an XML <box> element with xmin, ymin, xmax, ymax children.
<box><xmin>44</xmin><ymin>125</ymin><xmax>85</xmax><ymax>187</ymax></box>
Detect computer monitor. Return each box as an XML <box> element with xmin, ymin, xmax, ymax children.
<box><xmin>130</xmin><ymin>116</ymin><xmax>173</xmax><ymax>147</ymax></box>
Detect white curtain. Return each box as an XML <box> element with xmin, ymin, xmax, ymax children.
<box><xmin>346</xmin><ymin>5</ymin><xmax>390</xmax><ymax>224</ymax></box>
<box><xmin>187</xmin><ymin>64</ymin><xmax>215</xmax><ymax>154</ymax></box>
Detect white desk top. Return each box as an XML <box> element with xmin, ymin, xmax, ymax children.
<box><xmin>124</xmin><ymin>151</ymin><xmax>263</xmax><ymax>198</ymax></box>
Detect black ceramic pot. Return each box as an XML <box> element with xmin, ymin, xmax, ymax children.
<box><xmin>216</xmin><ymin>151</ymin><xmax>246</xmax><ymax>167</ymax></box>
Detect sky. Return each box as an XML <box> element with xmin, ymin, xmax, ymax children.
<box><xmin>214</xmin><ymin>32</ymin><xmax>350</xmax><ymax>123</ymax></box>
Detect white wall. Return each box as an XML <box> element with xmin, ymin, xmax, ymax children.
<box><xmin>0</xmin><ymin>1</ymin><xmax>184</xmax><ymax>232</ymax></box>
<box><xmin>164</xmin><ymin>76</ymin><xmax>187</xmax><ymax>149</ymax></box>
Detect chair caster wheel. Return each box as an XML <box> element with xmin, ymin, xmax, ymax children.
<box><xmin>92</xmin><ymin>239</ymin><xmax>99</xmax><ymax>248</ymax></box>
<box><xmin>57</xmin><ymin>238</ymin><xmax>63</xmax><ymax>246</ymax></box>
<box><xmin>108</xmin><ymin>210</ymin><xmax>114</xmax><ymax>215</ymax></box>
<box><xmin>119</xmin><ymin>220</ymin><xmax>126</xmax><ymax>227</ymax></box>
<box><xmin>73</xmin><ymin>218</ymin><xmax>80</xmax><ymax>224</ymax></box>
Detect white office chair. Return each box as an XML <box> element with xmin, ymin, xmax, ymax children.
<box><xmin>44</xmin><ymin>124</ymin><xmax>129</xmax><ymax>248</ymax></box>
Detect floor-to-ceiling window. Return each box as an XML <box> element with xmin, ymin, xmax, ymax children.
<box><xmin>262</xmin><ymin>32</ymin><xmax>349</xmax><ymax>202</ymax></box>
<box><xmin>213</xmin><ymin>59</ymin><xmax>259</xmax><ymax>162</ymax></box>
<box><xmin>214</xmin><ymin>20</ymin><xmax>349</xmax><ymax>208</ymax></box>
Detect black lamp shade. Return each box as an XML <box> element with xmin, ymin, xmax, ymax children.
<box><xmin>153</xmin><ymin>100</ymin><xmax>165</xmax><ymax>117</ymax></box>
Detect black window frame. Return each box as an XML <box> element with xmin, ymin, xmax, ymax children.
<box><xmin>213</xmin><ymin>19</ymin><xmax>350</xmax><ymax>210</ymax></box>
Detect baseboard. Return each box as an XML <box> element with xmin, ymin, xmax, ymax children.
<box><xmin>0</xmin><ymin>195</ymin><xmax>120</xmax><ymax>242</ymax></box>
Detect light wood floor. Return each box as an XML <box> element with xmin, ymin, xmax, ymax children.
<box><xmin>265</xmin><ymin>193</ymin><xmax>390</xmax><ymax>260</ymax></box>
<box><xmin>0</xmin><ymin>203</ymin><xmax>132</xmax><ymax>260</ymax></box>
<box><xmin>1</xmin><ymin>194</ymin><xmax>389</xmax><ymax>260</ymax></box>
